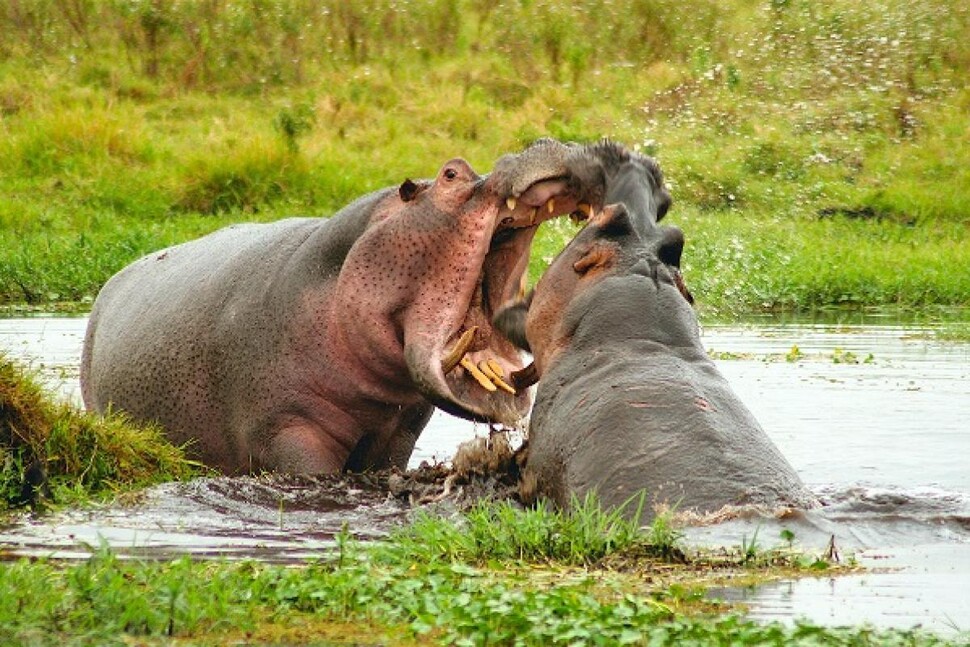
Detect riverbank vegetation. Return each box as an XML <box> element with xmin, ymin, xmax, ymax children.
<box><xmin>4</xmin><ymin>499</ymin><xmax>954</xmax><ymax>646</ymax></box>
<box><xmin>1</xmin><ymin>0</ymin><xmax>967</xmax><ymax>317</ymax></box>
<box><xmin>0</xmin><ymin>353</ymin><xmax>196</xmax><ymax>511</ymax></box>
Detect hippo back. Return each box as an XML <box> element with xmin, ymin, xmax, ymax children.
<box><xmin>80</xmin><ymin>208</ymin><xmax>375</xmax><ymax>472</ymax></box>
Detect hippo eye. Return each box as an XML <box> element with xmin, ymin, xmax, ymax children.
<box><xmin>444</xmin><ymin>168</ymin><xmax>458</xmax><ymax>180</ymax></box>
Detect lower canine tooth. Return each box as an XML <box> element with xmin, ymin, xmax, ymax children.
<box><xmin>579</xmin><ymin>203</ymin><xmax>594</xmax><ymax>219</ymax></box>
<box><xmin>461</xmin><ymin>357</ymin><xmax>497</xmax><ymax>392</ymax></box>
<box><xmin>529</xmin><ymin>207</ymin><xmax>538</xmax><ymax>224</ymax></box>
<box><xmin>441</xmin><ymin>327</ymin><xmax>478</xmax><ymax>374</ymax></box>
<box><xmin>546</xmin><ymin>198</ymin><xmax>555</xmax><ymax>213</ymax></box>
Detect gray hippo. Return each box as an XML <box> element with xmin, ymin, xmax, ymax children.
<box><xmin>495</xmin><ymin>141</ymin><xmax>816</xmax><ymax>520</ymax></box>
<box><xmin>81</xmin><ymin>139</ymin><xmax>601</xmax><ymax>475</ymax></box>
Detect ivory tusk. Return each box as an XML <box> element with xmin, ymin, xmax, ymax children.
<box><xmin>441</xmin><ymin>327</ymin><xmax>478</xmax><ymax>374</ymax></box>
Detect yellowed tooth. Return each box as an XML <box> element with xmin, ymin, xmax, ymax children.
<box><xmin>461</xmin><ymin>357</ymin><xmax>497</xmax><ymax>392</ymax></box>
<box><xmin>506</xmin><ymin>197</ymin><xmax>517</xmax><ymax>211</ymax></box>
<box><xmin>529</xmin><ymin>207</ymin><xmax>538</xmax><ymax>224</ymax></box>
<box><xmin>546</xmin><ymin>197</ymin><xmax>555</xmax><ymax>213</ymax></box>
<box><xmin>478</xmin><ymin>360</ymin><xmax>499</xmax><ymax>380</ymax></box>
<box><xmin>487</xmin><ymin>358</ymin><xmax>505</xmax><ymax>378</ymax></box>
<box><xmin>478</xmin><ymin>360</ymin><xmax>515</xmax><ymax>394</ymax></box>
<box><xmin>492</xmin><ymin>375</ymin><xmax>516</xmax><ymax>395</ymax></box>
<box><xmin>441</xmin><ymin>326</ymin><xmax>478</xmax><ymax>374</ymax></box>
<box><xmin>579</xmin><ymin>203</ymin><xmax>594</xmax><ymax>219</ymax></box>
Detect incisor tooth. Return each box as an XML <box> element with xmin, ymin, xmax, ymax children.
<box><xmin>486</xmin><ymin>358</ymin><xmax>505</xmax><ymax>378</ymax></box>
<box><xmin>478</xmin><ymin>359</ymin><xmax>496</xmax><ymax>378</ymax></box>
<box><xmin>493</xmin><ymin>376</ymin><xmax>516</xmax><ymax>395</ymax></box>
<box><xmin>461</xmin><ymin>357</ymin><xmax>497</xmax><ymax>392</ymax></box>
<box><xmin>478</xmin><ymin>360</ymin><xmax>516</xmax><ymax>394</ymax></box>
<box><xmin>441</xmin><ymin>327</ymin><xmax>478</xmax><ymax>374</ymax></box>
<box><xmin>546</xmin><ymin>198</ymin><xmax>555</xmax><ymax>213</ymax></box>
<box><xmin>506</xmin><ymin>197</ymin><xmax>517</xmax><ymax>211</ymax></box>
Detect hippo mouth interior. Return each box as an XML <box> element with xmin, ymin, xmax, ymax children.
<box><xmin>434</xmin><ymin>178</ymin><xmax>598</xmax><ymax>424</ymax></box>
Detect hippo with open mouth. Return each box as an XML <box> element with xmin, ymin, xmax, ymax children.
<box><xmin>495</xmin><ymin>141</ymin><xmax>816</xmax><ymax>520</ymax></box>
<box><xmin>81</xmin><ymin>139</ymin><xmax>601</xmax><ymax>475</ymax></box>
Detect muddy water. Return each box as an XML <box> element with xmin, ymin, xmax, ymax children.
<box><xmin>2</xmin><ymin>316</ymin><xmax>970</xmax><ymax>635</ymax></box>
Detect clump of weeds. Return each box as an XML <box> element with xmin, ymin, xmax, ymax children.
<box><xmin>0</xmin><ymin>504</ymin><xmax>943</xmax><ymax>646</ymax></box>
<box><xmin>1</xmin><ymin>354</ymin><xmax>197</xmax><ymax>513</ymax></box>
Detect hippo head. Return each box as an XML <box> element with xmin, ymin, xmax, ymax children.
<box><xmin>493</xmin><ymin>140</ymin><xmax>690</xmax><ymax>383</ymax></box>
<box><xmin>565</xmin><ymin>139</ymin><xmax>672</xmax><ymax>232</ymax></box>
<box><xmin>518</xmin><ymin>204</ymin><xmax>691</xmax><ymax>377</ymax></box>
<box><xmin>341</xmin><ymin>138</ymin><xmax>603</xmax><ymax>427</ymax></box>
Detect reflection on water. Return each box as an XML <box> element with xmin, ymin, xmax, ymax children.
<box><xmin>2</xmin><ymin>316</ymin><xmax>970</xmax><ymax>635</ymax></box>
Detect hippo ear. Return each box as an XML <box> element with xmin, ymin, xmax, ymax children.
<box><xmin>399</xmin><ymin>178</ymin><xmax>422</xmax><ymax>202</ymax></box>
<box><xmin>573</xmin><ymin>244</ymin><xmax>617</xmax><ymax>276</ymax></box>
<box><xmin>658</xmin><ymin>226</ymin><xmax>685</xmax><ymax>268</ymax></box>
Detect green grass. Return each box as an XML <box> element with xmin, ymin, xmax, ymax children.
<box><xmin>0</xmin><ymin>504</ymin><xmax>954</xmax><ymax>646</ymax></box>
<box><xmin>0</xmin><ymin>354</ymin><xmax>198</xmax><ymax>512</ymax></box>
<box><xmin>388</xmin><ymin>493</ymin><xmax>646</xmax><ymax>566</ymax></box>
<box><xmin>0</xmin><ymin>0</ymin><xmax>967</xmax><ymax>314</ymax></box>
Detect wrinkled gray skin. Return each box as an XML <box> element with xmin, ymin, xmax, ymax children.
<box><xmin>82</xmin><ymin>139</ymin><xmax>599</xmax><ymax>475</ymax></box>
<box><xmin>496</xmin><ymin>141</ymin><xmax>816</xmax><ymax>521</ymax></box>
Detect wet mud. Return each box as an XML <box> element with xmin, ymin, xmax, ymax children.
<box><xmin>0</xmin><ymin>435</ymin><xmax>529</xmax><ymax>563</ymax></box>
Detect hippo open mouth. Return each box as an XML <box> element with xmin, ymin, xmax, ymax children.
<box><xmin>432</xmin><ymin>175</ymin><xmax>600</xmax><ymax>425</ymax></box>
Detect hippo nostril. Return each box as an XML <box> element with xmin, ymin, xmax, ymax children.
<box><xmin>444</xmin><ymin>168</ymin><xmax>458</xmax><ymax>180</ymax></box>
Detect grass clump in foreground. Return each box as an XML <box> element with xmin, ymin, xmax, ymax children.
<box><xmin>0</xmin><ymin>502</ymin><xmax>953</xmax><ymax>646</ymax></box>
<box><xmin>0</xmin><ymin>354</ymin><xmax>197</xmax><ymax>513</ymax></box>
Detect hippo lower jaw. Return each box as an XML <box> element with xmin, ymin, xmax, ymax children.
<box><xmin>410</xmin><ymin>177</ymin><xmax>600</xmax><ymax>426</ymax></box>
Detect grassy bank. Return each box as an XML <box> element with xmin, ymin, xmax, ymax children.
<box><xmin>0</xmin><ymin>354</ymin><xmax>197</xmax><ymax>512</ymax></box>
<box><xmin>0</xmin><ymin>0</ymin><xmax>967</xmax><ymax>315</ymax></box>
<box><xmin>4</xmin><ymin>498</ymin><xmax>955</xmax><ymax>646</ymax></box>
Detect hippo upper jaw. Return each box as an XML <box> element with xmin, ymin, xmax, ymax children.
<box><xmin>406</xmin><ymin>172</ymin><xmax>603</xmax><ymax>426</ymax></box>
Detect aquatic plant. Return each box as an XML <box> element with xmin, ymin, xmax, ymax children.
<box><xmin>386</xmin><ymin>492</ymin><xmax>648</xmax><ymax>566</ymax></box>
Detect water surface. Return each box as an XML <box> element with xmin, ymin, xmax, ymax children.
<box><xmin>2</xmin><ymin>316</ymin><xmax>969</xmax><ymax>636</ymax></box>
